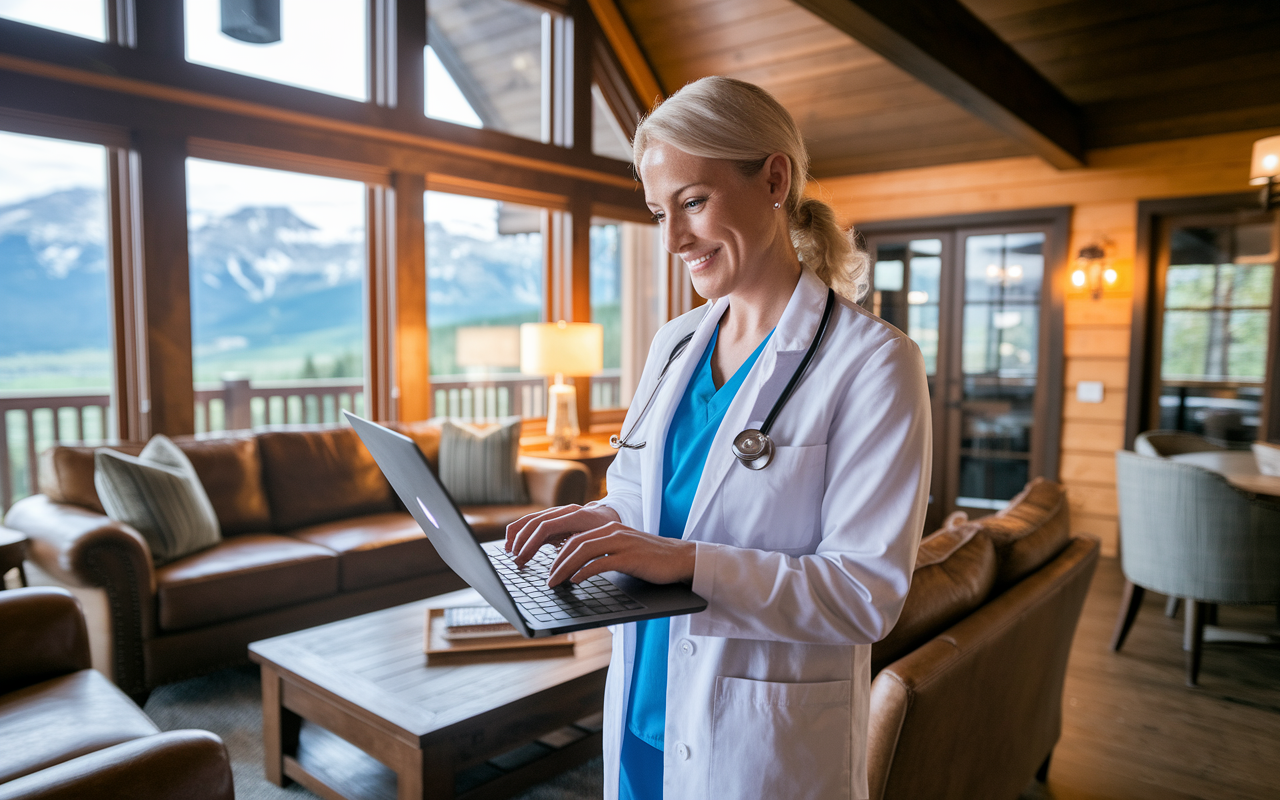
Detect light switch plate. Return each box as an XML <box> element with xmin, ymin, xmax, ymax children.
<box><xmin>1076</xmin><ymin>381</ymin><xmax>1104</xmax><ymax>403</ymax></box>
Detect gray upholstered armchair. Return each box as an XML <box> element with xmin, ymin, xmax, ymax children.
<box><xmin>1111</xmin><ymin>450</ymin><xmax>1280</xmax><ymax>685</ymax></box>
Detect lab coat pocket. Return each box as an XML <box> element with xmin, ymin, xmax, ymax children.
<box><xmin>719</xmin><ymin>443</ymin><xmax>827</xmax><ymax>552</ymax></box>
<box><xmin>709</xmin><ymin>676</ymin><xmax>852</xmax><ymax>800</ymax></box>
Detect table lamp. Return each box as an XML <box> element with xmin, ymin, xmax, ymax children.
<box><xmin>520</xmin><ymin>321</ymin><xmax>603</xmax><ymax>451</ymax></box>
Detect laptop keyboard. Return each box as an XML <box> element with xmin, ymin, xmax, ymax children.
<box><xmin>489</xmin><ymin>545</ymin><xmax>645</xmax><ymax>623</ymax></box>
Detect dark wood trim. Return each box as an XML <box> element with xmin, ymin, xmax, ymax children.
<box><xmin>132</xmin><ymin>0</ymin><xmax>183</xmax><ymax>62</ymax></box>
<box><xmin>107</xmin><ymin>146</ymin><xmax>144</xmax><ymax>441</ymax></box>
<box><xmin>132</xmin><ymin>129</ymin><xmax>194</xmax><ymax>436</ymax></box>
<box><xmin>857</xmin><ymin>206</ymin><xmax>1070</xmax><ymax>485</ymax></box>
<box><xmin>366</xmin><ymin>185</ymin><xmax>394</xmax><ymax>422</ymax></box>
<box><xmin>570</xmin><ymin>0</ymin><xmax>595</xmax><ymax>155</ymax></box>
<box><xmin>395</xmin><ymin>0</ymin><xmax>425</xmax><ymax>118</ymax></box>
<box><xmin>790</xmin><ymin>0</ymin><xmax>1085</xmax><ymax>168</ymax></box>
<box><xmin>391</xmin><ymin>172</ymin><xmax>429</xmax><ymax>421</ymax></box>
<box><xmin>0</xmin><ymin>19</ymin><xmax>638</xmax><ymax>189</ymax></box>
<box><xmin>585</xmin><ymin>0</ymin><xmax>664</xmax><ymax>108</ymax></box>
<box><xmin>1126</xmin><ymin>193</ymin><xmax>1270</xmax><ymax>448</ymax></box>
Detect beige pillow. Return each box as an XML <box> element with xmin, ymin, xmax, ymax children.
<box><xmin>94</xmin><ymin>435</ymin><xmax>222</xmax><ymax>565</ymax></box>
<box><xmin>871</xmin><ymin>523</ymin><xmax>996</xmax><ymax>673</ymax></box>
<box><xmin>438</xmin><ymin>418</ymin><xmax>528</xmax><ymax>505</ymax></box>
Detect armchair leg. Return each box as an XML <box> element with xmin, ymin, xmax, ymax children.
<box><xmin>1035</xmin><ymin>749</ymin><xmax>1053</xmax><ymax>783</ymax></box>
<box><xmin>1111</xmin><ymin>581</ymin><xmax>1145</xmax><ymax>652</ymax></box>
<box><xmin>1186</xmin><ymin>601</ymin><xmax>1206</xmax><ymax>686</ymax></box>
<box><xmin>1165</xmin><ymin>596</ymin><xmax>1180</xmax><ymax>618</ymax></box>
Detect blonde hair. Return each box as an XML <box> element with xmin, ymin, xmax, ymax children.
<box><xmin>633</xmin><ymin>76</ymin><xmax>870</xmax><ymax>302</ymax></box>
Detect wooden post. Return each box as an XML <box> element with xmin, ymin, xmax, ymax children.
<box><xmin>132</xmin><ymin>130</ymin><xmax>195</xmax><ymax>436</ymax></box>
<box><xmin>393</xmin><ymin>172</ymin><xmax>430</xmax><ymax>421</ymax></box>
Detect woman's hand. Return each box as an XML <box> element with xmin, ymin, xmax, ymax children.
<box><xmin>504</xmin><ymin>504</ymin><xmax>621</xmax><ymax>565</ymax></box>
<box><xmin>547</xmin><ymin>522</ymin><xmax>696</xmax><ymax>588</ymax></box>
<box><xmin>505</xmin><ymin>504</ymin><xmax>696</xmax><ymax>587</ymax></box>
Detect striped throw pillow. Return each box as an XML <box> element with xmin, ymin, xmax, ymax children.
<box><xmin>438</xmin><ymin>418</ymin><xmax>528</xmax><ymax>505</ymax></box>
<box><xmin>94</xmin><ymin>435</ymin><xmax>222</xmax><ymax>565</ymax></box>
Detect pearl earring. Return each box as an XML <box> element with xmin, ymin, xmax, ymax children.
<box><xmin>773</xmin><ymin>202</ymin><xmax>781</xmax><ymax>209</ymax></box>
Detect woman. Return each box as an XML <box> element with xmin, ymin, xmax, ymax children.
<box><xmin>505</xmin><ymin>76</ymin><xmax>930</xmax><ymax>800</ymax></box>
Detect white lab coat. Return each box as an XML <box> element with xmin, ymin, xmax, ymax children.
<box><xmin>595</xmin><ymin>267</ymin><xmax>932</xmax><ymax>800</ymax></box>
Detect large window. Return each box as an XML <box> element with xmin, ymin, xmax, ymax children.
<box><xmin>426</xmin><ymin>0</ymin><xmax>547</xmax><ymax>143</ymax></box>
<box><xmin>187</xmin><ymin>159</ymin><xmax>367</xmax><ymax>431</ymax></box>
<box><xmin>0</xmin><ymin>130</ymin><xmax>111</xmax><ymax>509</ymax></box>
<box><xmin>590</xmin><ymin>220</ymin><xmax>622</xmax><ymax>409</ymax></box>
<box><xmin>185</xmin><ymin>0</ymin><xmax>369</xmax><ymax>101</ymax></box>
<box><xmin>426</xmin><ymin>190</ymin><xmax>544</xmax><ymax>418</ymax></box>
<box><xmin>1155</xmin><ymin>217</ymin><xmax>1276</xmax><ymax>443</ymax></box>
<box><xmin>0</xmin><ymin>0</ymin><xmax>106</xmax><ymax>40</ymax></box>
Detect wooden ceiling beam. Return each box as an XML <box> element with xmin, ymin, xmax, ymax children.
<box><xmin>586</xmin><ymin>0</ymin><xmax>665</xmax><ymax>108</ymax></box>
<box><xmin>791</xmin><ymin>0</ymin><xmax>1085</xmax><ymax>169</ymax></box>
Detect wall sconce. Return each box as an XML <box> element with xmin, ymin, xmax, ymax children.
<box><xmin>1071</xmin><ymin>243</ymin><xmax>1116</xmax><ymax>300</ymax></box>
<box><xmin>1250</xmin><ymin>135</ymin><xmax>1280</xmax><ymax>210</ymax></box>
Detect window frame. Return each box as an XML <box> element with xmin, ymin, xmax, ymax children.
<box><xmin>1130</xmin><ymin>195</ymin><xmax>1280</xmax><ymax>446</ymax></box>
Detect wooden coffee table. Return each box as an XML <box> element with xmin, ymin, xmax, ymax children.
<box><xmin>248</xmin><ymin>589</ymin><xmax>611</xmax><ymax>800</ymax></box>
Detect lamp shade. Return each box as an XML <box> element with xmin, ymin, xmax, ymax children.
<box><xmin>520</xmin><ymin>321</ymin><xmax>603</xmax><ymax>376</ymax></box>
<box><xmin>1250</xmin><ymin>135</ymin><xmax>1280</xmax><ymax>185</ymax></box>
<box><xmin>455</xmin><ymin>325</ymin><xmax>521</xmax><ymax>369</ymax></box>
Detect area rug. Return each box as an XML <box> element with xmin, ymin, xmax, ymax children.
<box><xmin>144</xmin><ymin>665</ymin><xmax>603</xmax><ymax>800</ymax></box>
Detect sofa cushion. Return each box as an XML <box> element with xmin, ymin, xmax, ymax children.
<box><xmin>0</xmin><ymin>670</ymin><xmax>159</xmax><ymax>784</ymax></box>
<box><xmin>257</xmin><ymin>426</ymin><xmax>398</xmax><ymax>531</ymax></box>
<box><xmin>871</xmin><ymin>523</ymin><xmax>996</xmax><ymax>673</ymax></box>
<box><xmin>40</xmin><ymin>443</ymin><xmax>145</xmax><ymax>514</ymax></box>
<box><xmin>94</xmin><ymin>436</ymin><xmax>223</xmax><ymax>565</ymax></box>
<box><xmin>290</xmin><ymin>512</ymin><xmax>449</xmax><ymax>592</ymax></box>
<box><xmin>463</xmin><ymin>503</ymin><xmax>545</xmax><ymax>542</ymax></box>
<box><xmin>40</xmin><ymin>436</ymin><xmax>270</xmax><ymax>536</ymax></box>
<box><xmin>386</xmin><ymin>420</ymin><xmax>442</xmax><ymax>472</ymax></box>
<box><xmin>154</xmin><ymin>534</ymin><xmax>339</xmax><ymax>631</ymax></box>
<box><xmin>982</xmin><ymin>477</ymin><xmax>1071</xmax><ymax>589</ymax></box>
<box><xmin>176</xmin><ymin>434</ymin><xmax>271</xmax><ymax>535</ymax></box>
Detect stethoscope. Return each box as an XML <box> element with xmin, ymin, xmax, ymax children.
<box><xmin>609</xmin><ymin>287</ymin><xmax>836</xmax><ymax>470</ymax></box>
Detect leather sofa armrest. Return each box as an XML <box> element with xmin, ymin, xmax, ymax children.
<box><xmin>4</xmin><ymin>495</ymin><xmax>156</xmax><ymax>597</ymax></box>
<box><xmin>0</xmin><ymin>730</ymin><xmax>234</xmax><ymax>800</ymax></box>
<box><xmin>4</xmin><ymin>495</ymin><xmax>159</xmax><ymax>695</ymax></box>
<box><xmin>519</xmin><ymin>457</ymin><xmax>591</xmax><ymax>507</ymax></box>
<box><xmin>0</xmin><ymin>587</ymin><xmax>91</xmax><ymax>693</ymax></box>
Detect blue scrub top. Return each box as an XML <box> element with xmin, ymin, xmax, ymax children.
<box><xmin>625</xmin><ymin>324</ymin><xmax>773</xmax><ymax>750</ymax></box>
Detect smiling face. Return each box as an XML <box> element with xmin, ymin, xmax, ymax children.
<box><xmin>639</xmin><ymin>141</ymin><xmax>797</xmax><ymax>302</ymax></box>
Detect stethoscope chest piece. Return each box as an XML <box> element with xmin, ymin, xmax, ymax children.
<box><xmin>732</xmin><ymin>429</ymin><xmax>774</xmax><ymax>470</ymax></box>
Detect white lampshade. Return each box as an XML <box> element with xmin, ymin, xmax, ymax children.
<box><xmin>1250</xmin><ymin>135</ymin><xmax>1280</xmax><ymax>185</ymax></box>
<box><xmin>455</xmin><ymin>326</ymin><xmax>521</xmax><ymax>369</ymax></box>
<box><xmin>520</xmin><ymin>321</ymin><xmax>604</xmax><ymax>376</ymax></box>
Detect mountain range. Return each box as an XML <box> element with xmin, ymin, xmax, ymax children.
<box><xmin>1</xmin><ymin>187</ymin><xmax>564</xmax><ymax>361</ymax></box>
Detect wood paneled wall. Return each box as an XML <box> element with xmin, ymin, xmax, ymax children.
<box><xmin>817</xmin><ymin>126</ymin><xmax>1280</xmax><ymax>555</ymax></box>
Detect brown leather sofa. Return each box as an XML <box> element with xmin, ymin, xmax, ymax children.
<box><xmin>867</xmin><ymin>478</ymin><xmax>1100</xmax><ymax>800</ymax></box>
<box><xmin>0</xmin><ymin>587</ymin><xmax>233</xmax><ymax>800</ymax></box>
<box><xmin>3</xmin><ymin>421</ymin><xmax>589</xmax><ymax>701</ymax></box>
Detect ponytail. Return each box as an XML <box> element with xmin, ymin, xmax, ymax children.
<box><xmin>790</xmin><ymin>197</ymin><xmax>871</xmax><ymax>303</ymax></box>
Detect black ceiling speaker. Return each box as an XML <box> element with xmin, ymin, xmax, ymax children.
<box><xmin>221</xmin><ymin>0</ymin><xmax>282</xmax><ymax>44</ymax></box>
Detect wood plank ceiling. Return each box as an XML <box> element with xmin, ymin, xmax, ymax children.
<box><xmin>616</xmin><ymin>0</ymin><xmax>1280</xmax><ymax>177</ymax></box>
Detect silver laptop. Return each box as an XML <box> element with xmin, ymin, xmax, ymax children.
<box><xmin>345</xmin><ymin>412</ymin><xmax>708</xmax><ymax>638</ymax></box>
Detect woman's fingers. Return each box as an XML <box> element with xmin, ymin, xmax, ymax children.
<box><xmin>504</xmin><ymin>505</ymin><xmax>578</xmax><ymax>553</ymax></box>
<box><xmin>546</xmin><ymin>524</ymin><xmax>695</xmax><ymax>587</ymax></box>
<box><xmin>509</xmin><ymin>504</ymin><xmax>621</xmax><ymax>566</ymax></box>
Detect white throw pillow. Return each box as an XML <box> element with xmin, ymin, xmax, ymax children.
<box><xmin>438</xmin><ymin>418</ymin><xmax>528</xmax><ymax>505</ymax></box>
<box><xmin>94</xmin><ymin>435</ymin><xmax>222</xmax><ymax>564</ymax></box>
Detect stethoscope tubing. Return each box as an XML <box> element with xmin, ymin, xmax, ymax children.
<box><xmin>611</xmin><ymin>287</ymin><xmax>837</xmax><ymax>470</ymax></box>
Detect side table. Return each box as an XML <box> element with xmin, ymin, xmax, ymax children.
<box><xmin>0</xmin><ymin>526</ymin><xmax>29</xmax><ymax>590</ymax></box>
<box><xmin>522</xmin><ymin>437</ymin><xmax>617</xmax><ymax>501</ymax></box>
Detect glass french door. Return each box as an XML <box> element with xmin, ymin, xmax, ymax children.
<box><xmin>867</xmin><ymin>225</ymin><xmax>1054</xmax><ymax>529</ymax></box>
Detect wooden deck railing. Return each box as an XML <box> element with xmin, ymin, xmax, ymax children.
<box><xmin>1</xmin><ymin>372</ymin><xmax>624</xmax><ymax>513</ymax></box>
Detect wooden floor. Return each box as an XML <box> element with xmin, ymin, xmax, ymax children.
<box><xmin>1020</xmin><ymin>556</ymin><xmax>1280</xmax><ymax>800</ymax></box>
